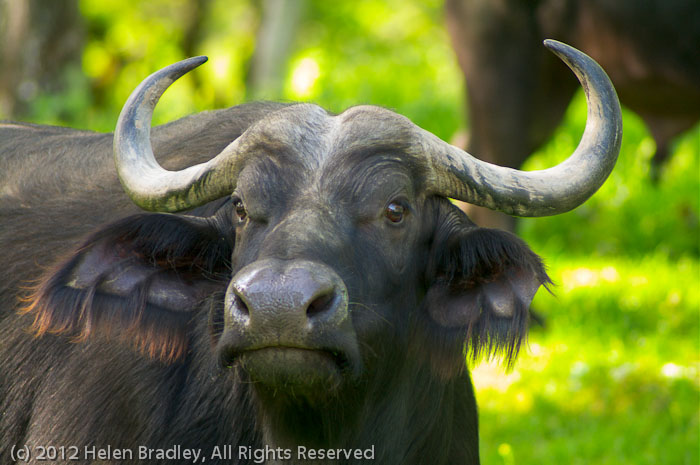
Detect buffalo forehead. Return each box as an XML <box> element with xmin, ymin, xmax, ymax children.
<box><xmin>244</xmin><ymin>103</ymin><xmax>336</xmax><ymax>165</ymax></box>
<box><xmin>336</xmin><ymin>105</ymin><xmax>417</xmax><ymax>143</ymax></box>
<box><xmin>245</xmin><ymin>103</ymin><xmax>421</xmax><ymax>166</ymax></box>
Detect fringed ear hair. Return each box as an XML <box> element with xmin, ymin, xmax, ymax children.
<box><xmin>420</xmin><ymin>213</ymin><xmax>550</xmax><ymax>378</ymax></box>
<box><xmin>21</xmin><ymin>213</ymin><xmax>231</xmax><ymax>363</ymax></box>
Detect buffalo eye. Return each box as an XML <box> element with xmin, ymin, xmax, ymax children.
<box><xmin>233</xmin><ymin>198</ymin><xmax>247</xmax><ymax>221</ymax></box>
<box><xmin>385</xmin><ymin>201</ymin><xmax>406</xmax><ymax>223</ymax></box>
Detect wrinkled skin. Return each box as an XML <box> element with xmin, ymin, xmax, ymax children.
<box><xmin>0</xmin><ymin>103</ymin><xmax>548</xmax><ymax>464</ymax></box>
<box><xmin>446</xmin><ymin>0</ymin><xmax>700</xmax><ymax>229</ymax></box>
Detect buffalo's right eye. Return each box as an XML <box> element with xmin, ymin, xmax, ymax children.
<box><xmin>233</xmin><ymin>198</ymin><xmax>247</xmax><ymax>220</ymax></box>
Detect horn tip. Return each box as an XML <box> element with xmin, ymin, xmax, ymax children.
<box><xmin>542</xmin><ymin>39</ymin><xmax>566</xmax><ymax>53</ymax></box>
<box><xmin>542</xmin><ymin>40</ymin><xmax>592</xmax><ymax>76</ymax></box>
<box><xmin>184</xmin><ymin>56</ymin><xmax>208</xmax><ymax>69</ymax></box>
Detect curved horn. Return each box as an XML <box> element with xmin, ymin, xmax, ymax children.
<box><xmin>114</xmin><ymin>56</ymin><xmax>249</xmax><ymax>212</ymax></box>
<box><xmin>423</xmin><ymin>40</ymin><xmax>622</xmax><ymax>216</ymax></box>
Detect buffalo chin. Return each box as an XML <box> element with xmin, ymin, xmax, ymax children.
<box><xmin>239</xmin><ymin>347</ymin><xmax>346</xmax><ymax>388</ymax></box>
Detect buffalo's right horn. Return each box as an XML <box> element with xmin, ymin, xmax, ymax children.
<box><xmin>113</xmin><ymin>56</ymin><xmax>252</xmax><ymax>212</ymax></box>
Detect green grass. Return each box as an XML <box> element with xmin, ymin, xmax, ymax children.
<box><xmin>474</xmin><ymin>255</ymin><xmax>699</xmax><ymax>465</ymax></box>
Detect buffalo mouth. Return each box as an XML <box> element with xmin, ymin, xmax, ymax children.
<box><xmin>219</xmin><ymin>344</ymin><xmax>353</xmax><ymax>387</ymax></box>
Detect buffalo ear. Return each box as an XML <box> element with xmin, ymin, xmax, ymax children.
<box><xmin>424</xmin><ymin>223</ymin><xmax>550</xmax><ymax>372</ymax></box>
<box><xmin>21</xmin><ymin>213</ymin><xmax>231</xmax><ymax>363</ymax></box>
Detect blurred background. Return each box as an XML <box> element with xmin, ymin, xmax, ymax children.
<box><xmin>1</xmin><ymin>0</ymin><xmax>697</xmax><ymax>463</ymax></box>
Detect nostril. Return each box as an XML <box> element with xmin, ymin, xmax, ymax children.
<box><xmin>218</xmin><ymin>344</ymin><xmax>236</xmax><ymax>369</ymax></box>
<box><xmin>306</xmin><ymin>291</ymin><xmax>336</xmax><ymax>318</ymax></box>
<box><xmin>232</xmin><ymin>293</ymin><xmax>249</xmax><ymax>317</ymax></box>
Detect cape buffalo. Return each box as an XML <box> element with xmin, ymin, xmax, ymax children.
<box><xmin>446</xmin><ymin>0</ymin><xmax>699</xmax><ymax>230</ymax></box>
<box><xmin>0</xmin><ymin>41</ymin><xmax>621</xmax><ymax>464</ymax></box>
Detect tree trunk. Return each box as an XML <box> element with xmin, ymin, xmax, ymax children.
<box><xmin>247</xmin><ymin>0</ymin><xmax>305</xmax><ymax>99</ymax></box>
<box><xmin>0</xmin><ymin>0</ymin><xmax>83</xmax><ymax>118</ymax></box>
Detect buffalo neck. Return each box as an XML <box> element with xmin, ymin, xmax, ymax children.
<box><xmin>248</xmin><ymin>359</ymin><xmax>479</xmax><ymax>464</ymax></box>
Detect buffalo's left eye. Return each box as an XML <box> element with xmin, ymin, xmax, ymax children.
<box><xmin>385</xmin><ymin>202</ymin><xmax>405</xmax><ymax>223</ymax></box>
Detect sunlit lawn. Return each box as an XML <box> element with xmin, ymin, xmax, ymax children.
<box><xmin>474</xmin><ymin>255</ymin><xmax>698</xmax><ymax>465</ymax></box>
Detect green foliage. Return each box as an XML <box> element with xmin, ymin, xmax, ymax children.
<box><xmin>10</xmin><ymin>1</ymin><xmax>700</xmax><ymax>462</ymax></box>
<box><xmin>286</xmin><ymin>0</ymin><xmax>463</xmax><ymax>140</ymax></box>
<box><xmin>520</xmin><ymin>92</ymin><xmax>699</xmax><ymax>259</ymax></box>
<box><xmin>27</xmin><ymin>0</ymin><xmax>463</xmax><ymax>140</ymax></box>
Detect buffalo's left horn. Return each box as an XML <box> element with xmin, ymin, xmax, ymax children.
<box><xmin>114</xmin><ymin>56</ymin><xmax>251</xmax><ymax>212</ymax></box>
<box><xmin>422</xmin><ymin>39</ymin><xmax>622</xmax><ymax>216</ymax></box>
